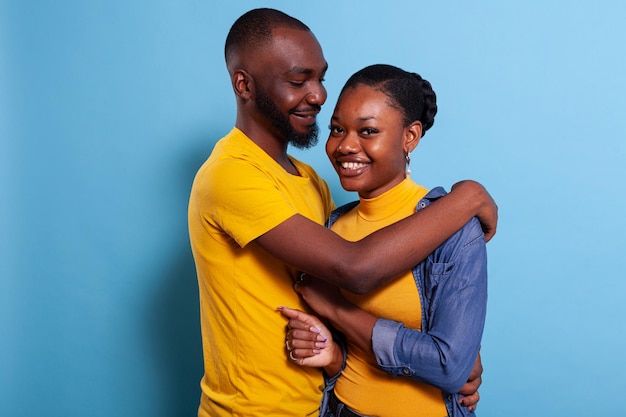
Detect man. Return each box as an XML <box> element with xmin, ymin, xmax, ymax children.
<box><xmin>188</xmin><ymin>8</ymin><xmax>496</xmax><ymax>417</ymax></box>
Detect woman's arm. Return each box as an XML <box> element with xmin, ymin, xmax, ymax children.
<box><xmin>291</xmin><ymin>278</ymin><xmax>377</xmax><ymax>354</ymax></box>
<box><xmin>294</xmin><ymin>220</ymin><xmax>488</xmax><ymax>394</ymax></box>
<box><xmin>371</xmin><ymin>222</ymin><xmax>488</xmax><ymax>392</ymax></box>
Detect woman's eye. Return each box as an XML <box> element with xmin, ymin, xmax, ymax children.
<box><xmin>329</xmin><ymin>125</ymin><xmax>343</xmax><ymax>134</ymax></box>
<box><xmin>361</xmin><ymin>128</ymin><xmax>377</xmax><ymax>135</ymax></box>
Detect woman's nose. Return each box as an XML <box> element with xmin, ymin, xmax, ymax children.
<box><xmin>336</xmin><ymin>133</ymin><xmax>358</xmax><ymax>154</ymax></box>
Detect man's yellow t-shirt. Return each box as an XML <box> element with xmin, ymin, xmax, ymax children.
<box><xmin>188</xmin><ymin>128</ymin><xmax>334</xmax><ymax>417</ymax></box>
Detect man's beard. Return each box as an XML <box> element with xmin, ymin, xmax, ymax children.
<box><xmin>255</xmin><ymin>89</ymin><xmax>319</xmax><ymax>150</ymax></box>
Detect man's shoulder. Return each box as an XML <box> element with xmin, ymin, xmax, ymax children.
<box><xmin>209</xmin><ymin>128</ymin><xmax>254</xmax><ymax>159</ymax></box>
<box><xmin>200</xmin><ymin>131</ymin><xmax>269</xmax><ymax>177</ymax></box>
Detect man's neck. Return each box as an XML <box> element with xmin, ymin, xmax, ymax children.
<box><xmin>236</xmin><ymin>123</ymin><xmax>300</xmax><ymax>175</ymax></box>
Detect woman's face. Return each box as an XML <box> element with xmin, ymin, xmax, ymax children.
<box><xmin>326</xmin><ymin>84</ymin><xmax>420</xmax><ymax>199</ymax></box>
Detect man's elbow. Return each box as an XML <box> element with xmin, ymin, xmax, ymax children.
<box><xmin>342</xmin><ymin>280</ymin><xmax>375</xmax><ymax>295</ymax></box>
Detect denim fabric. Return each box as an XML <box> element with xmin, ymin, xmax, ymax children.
<box><xmin>328</xmin><ymin>390</ymin><xmax>371</xmax><ymax>417</ymax></box>
<box><xmin>326</xmin><ymin>187</ymin><xmax>488</xmax><ymax>417</ymax></box>
<box><xmin>319</xmin><ymin>331</ymin><xmax>347</xmax><ymax>417</ymax></box>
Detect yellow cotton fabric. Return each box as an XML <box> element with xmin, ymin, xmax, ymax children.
<box><xmin>188</xmin><ymin>128</ymin><xmax>335</xmax><ymax>417</ymax></box>
<box><xmin>331</xmin><ymin>178</ymin><xmax>448</xmax><ymax>417</ymax></box>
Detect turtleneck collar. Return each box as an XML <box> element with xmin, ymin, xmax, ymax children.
<box><xmin>357</xmin><ymin>177</ymin><xmax>429</xmax><ymax>222</ymax></box>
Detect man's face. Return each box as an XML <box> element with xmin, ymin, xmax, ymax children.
<box><xmin>254</xmin><ymin>84</ymin><xmax>320</xmax><ymax>149</ymax></box>
<box><xmin>249</xmin><ymin>27</ymin><xmax>328</xmax><ymax>149</ymax></box>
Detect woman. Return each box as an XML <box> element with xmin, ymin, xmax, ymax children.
<box><xmin>279</xmin><ymin>64</ymin><xmax>488</xmax><ymax>417</ymax></box>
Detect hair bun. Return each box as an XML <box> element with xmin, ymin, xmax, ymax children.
<box><xmin>412</xmin><ymin>73</ymin><xmax>437</xmax><ymax>134</ymax></box>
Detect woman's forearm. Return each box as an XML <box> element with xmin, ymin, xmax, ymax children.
<box><xmin>326</xmin><ymin>302</ymin><xmax>377</xmax><ymax>355</ymax></box>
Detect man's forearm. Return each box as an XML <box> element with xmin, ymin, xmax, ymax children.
<box><xmin>333</xmin><ymin>181</ymin><xmax>494</xmax><ymax>293</ymax></box>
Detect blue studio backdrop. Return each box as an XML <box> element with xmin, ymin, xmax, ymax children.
<box><xmin>2</xmin><ymin>1</ymin><xmax>625</xmax><ymax>416</ymax></box>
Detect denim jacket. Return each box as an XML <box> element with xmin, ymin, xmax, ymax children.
<box><xmin>325</xmin><ymin>187</ymin><xmax>488</xmax><ymax>417</ymax></box>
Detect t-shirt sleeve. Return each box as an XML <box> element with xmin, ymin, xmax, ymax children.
<box><xmin>198</xmin><ymin>156</ymin><xmax>300</xmax><ymax>248</ymax></box>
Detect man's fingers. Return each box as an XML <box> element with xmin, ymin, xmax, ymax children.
<box><xmin>457</xmin><ymin>375</ymin><xmax>481</xmax><ymax>395</ymax></box>
<box><xmin>459</xmin><ymin>390</ymin><xmax>480</xmax><ymax>408</ymax></box>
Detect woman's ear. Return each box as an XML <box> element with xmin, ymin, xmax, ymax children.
<box><xmin>404</xmin><ymin>120</ymin><xmax>422</xmax><ymax>154</ymax></box>
<box><xmin>232</xmin><ymin>69</ymin><xmax>254</xmax><ymax>100</ymax></box>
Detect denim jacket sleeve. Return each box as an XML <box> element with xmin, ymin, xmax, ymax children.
<box><xmin>371</xmin><ymin>214</ymin><xmax>488</xmax><ymax>394</ymax></box>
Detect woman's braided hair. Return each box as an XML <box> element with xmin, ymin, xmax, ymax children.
<box><xmin>340</xmin><ymin>64</ymin><xmax>438</xmax><ymax>137</ymax></box>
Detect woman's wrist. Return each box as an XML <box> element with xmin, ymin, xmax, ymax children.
<box><xmin>323</xmin><ymin>340</ymin><xmax>344</xmax><ymax>377</ymax></box>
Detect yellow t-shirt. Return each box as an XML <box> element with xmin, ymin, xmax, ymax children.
<box><xmin>331</xmin><ymin>178</ymin><xmax>448</xmax><ymax>417</ymax></box>
<box><xmin>188</xmin><ymin>128</ymin><xmax>335</xmax><ymax>417</ymax></box>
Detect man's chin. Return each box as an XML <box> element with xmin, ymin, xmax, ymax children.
<box><xmin>288</xmin><ymin>125</ymin><xmax>319</xmax><ymax>150</ymax></box>
<box><xmin>289</xmin><ymin>134</ymin><xmax>318</xmax><ymax>150</ymax></box>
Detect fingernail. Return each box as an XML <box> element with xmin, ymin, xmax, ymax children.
<box><xmin>310</xmin><ymin>326</ymin><xmax>321</xmax><ymax>334</ymax></box>
<box><xmin>316</xmin><ymin>334</ymin><xmax>327</xmax><ymax>342</ymax></box>
<box><xmin>313</xmin><ymin>349</ymin><xmax>321</xmax><ymax>354</ymax></box>
<box><xmin>315</xmin><ymin>341</ymin><xmax>327</xmax><ymax>348</ymax></box>
<box><xmin>459</xmin><ymin>400</ymin><xmax>465</xmax><ymax>406</ymax></box>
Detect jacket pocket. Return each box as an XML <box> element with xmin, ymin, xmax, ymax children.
<box><xmin>423</xmin><ymin>258</ymin><xmax>454</xmax><ymax>313</ymax></box>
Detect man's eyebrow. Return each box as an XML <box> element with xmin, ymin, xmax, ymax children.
<box><xmin>288</xmin><ymin>67</ymin><xmax>313</xmax><ymax>75</ymax></box>
<box><xmin>287</xmin><ymin>63</ymin><xmax>329</xmax><ymax>75</ymax></box>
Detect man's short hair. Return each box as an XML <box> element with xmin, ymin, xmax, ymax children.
<box><xmin>225</xmin><ymin>8</ymin><xmax>310</xmax><ymax>65</ymax></box>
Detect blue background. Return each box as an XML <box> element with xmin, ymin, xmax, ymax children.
<box><xmin>2</xmin><ymin>1</ymin><xmax>625</xmax><ymax>416</ymax></box>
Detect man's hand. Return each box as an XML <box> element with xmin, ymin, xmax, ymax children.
<box><xmin>451</xmin><ymin>180</ymin><xmax>498</xmax><ymax>242</ymax></box>
<box><xmin>457</xmin><ymin>351</ymin><xmax>483</xmax><ymax>412</ymax></box>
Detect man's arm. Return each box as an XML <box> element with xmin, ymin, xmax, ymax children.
<box><xmin>256</xmin><ymin>180</ymin><xmax>497</xmax><ymax>293</ymax></box>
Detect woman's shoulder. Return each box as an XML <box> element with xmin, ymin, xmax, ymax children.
<box><xmin>421</xmin><ymin>186</ymin><xmax>485</xmax><ymax>252</ymax></box>
<box><xmin>326</xmin><ymin>201</ymin><xmax>359</xmax><ymax>228</ymax></box>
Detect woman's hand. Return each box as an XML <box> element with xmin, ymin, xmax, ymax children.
<box><xmin>294</xmin><ymin>274</ymin><xmax>378</xmax><ymax>355</ymax></box>
<box><xmin>278</xmin><ymin>306</ymin><xmax>343</xmax><ymax>376</ymax></box>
